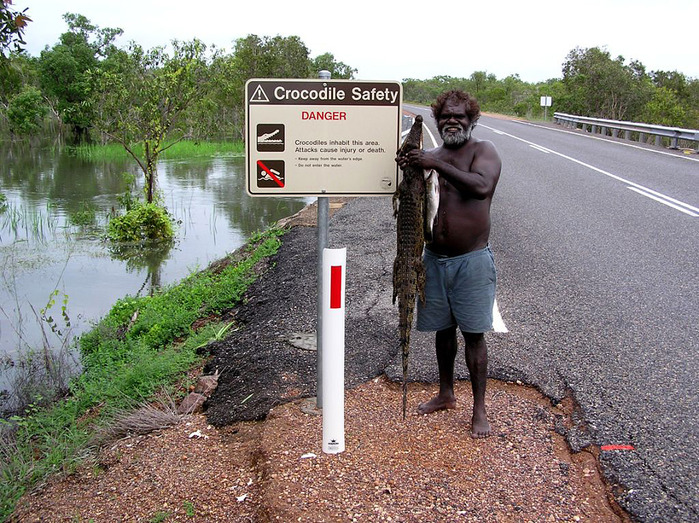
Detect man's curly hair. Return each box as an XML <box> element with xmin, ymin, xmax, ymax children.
<box><xmin>431</xmin><ymin>90</ymin><xmax>481</xmax><ymax>125</ymax></box>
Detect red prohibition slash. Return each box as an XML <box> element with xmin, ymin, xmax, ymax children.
<box><xmin>256</xmin><ymin>160</ymin><xmax>284</xmax><ymax>187</ymax></box>
<box><xmin>601</xmin><ymin>444</ymin><xmax>635</xmax><ymax>451</ymax></box>
<box><xmin>330</xmin><ymin>265</ymin><xmax>342</xmax><ymax>309</ymax></box>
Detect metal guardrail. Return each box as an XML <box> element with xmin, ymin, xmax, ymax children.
<box><xmin>553</xmin><ymin>112</ymin><xmax>699</xmax><ymax>151</ymax></box>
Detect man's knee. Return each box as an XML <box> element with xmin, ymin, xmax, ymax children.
<box><xmin>461</xmin><ymin>331</ymin><xmax>485</xmax><ymax>348</ymax></box>
<box><xmin>437</xmin><ymin>326</ymin><xmax>457</xmax><ymax>338</ymax></box>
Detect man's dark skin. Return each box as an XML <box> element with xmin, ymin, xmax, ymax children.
<box><xmin>396</xmin><ymin>92</ymin><xmax>501</xmax><ymax>438</ymax></box>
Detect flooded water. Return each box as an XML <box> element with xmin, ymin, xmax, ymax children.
<box><xmin>0</xmin><ymin>145</ymin><xmax>311</xmax><ymax>401</ymax></box>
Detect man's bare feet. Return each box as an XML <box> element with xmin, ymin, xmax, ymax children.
<box><xmin>417</xmin><ymin>394</ymin><xmax>456</xmax><ymax>415</ymax></box>
<box><xmin>471</xmin><ymin>410</ymin><xmax>491</xmax><ymax>438</ymax></box>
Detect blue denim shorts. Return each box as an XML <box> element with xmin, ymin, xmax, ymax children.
<box><xmin>416</xmin><ymin>246</ymin><xmax>497</xmax><ymax>333</ymax></box>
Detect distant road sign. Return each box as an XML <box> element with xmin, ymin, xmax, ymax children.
<box><xmin>245</xmin><ymin>79</ymin><xmax>402</xmax><ymax>197</ymax></box>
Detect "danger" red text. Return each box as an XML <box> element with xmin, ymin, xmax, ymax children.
<box><xmin>302</xmin><ymin>111</ymin><xmax>347</xmax><ymax>121</ymax></box>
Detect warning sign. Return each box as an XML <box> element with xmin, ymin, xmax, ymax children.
<box><xmin>245</xmin><ymin>79</ymin><xmax>402</xmax><ymax>197</ymax></box>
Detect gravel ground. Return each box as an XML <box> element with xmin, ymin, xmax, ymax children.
<box><xmin>13</xmin><ymin>198</ymin><xmax>632</xmax><ymax>521</ymax></box>
<box><xmin>14</xmin><ymin>377</ymin><xmax>628</xmax><ymax>522</ymax></box>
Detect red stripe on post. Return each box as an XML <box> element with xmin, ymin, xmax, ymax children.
<box><xmin>330</xmin><ymin>265</ymin><xmax>342</xmax><ymax>309</ymax></box>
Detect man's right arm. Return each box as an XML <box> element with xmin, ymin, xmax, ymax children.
<box><xmin>403</xmin><ymin>144</ymin><xmax>500</xmax><ymax>200</ymax></box>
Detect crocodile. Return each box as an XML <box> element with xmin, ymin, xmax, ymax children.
<box><xmin>393</xmin><ymin>114</ymin><xmax>428</xmax><ymax>419</ymax></box>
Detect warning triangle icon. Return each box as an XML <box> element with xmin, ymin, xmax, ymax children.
<box><xmin>250</xmin><ymin>85</ymin><xmax>270</xmax><ymax>103</ymax></box>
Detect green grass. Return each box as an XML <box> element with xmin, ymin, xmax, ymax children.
<box><xmin>160</xmin><ymin>141</ymin><xmax>244</xmax><ymax>158</ymax></box>
<box><xmin>68</xmin><ymin>140</ymin><xmax>244</xmax><ymax>161</ymax></box>
<box><xmin>0</xmin><ymin>226</ymin><xmax>285</xmax><ymax>521</ymax></box>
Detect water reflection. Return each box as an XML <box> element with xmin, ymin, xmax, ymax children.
<box><xmin>0</xmin><ymin>148</ymin><xmax>311</xmax><ymax>365</ymax></box>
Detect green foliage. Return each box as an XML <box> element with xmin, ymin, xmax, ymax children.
<box><xmin>403</xmin><ymin>72</ymin><xmax>555</xmax><ymax>121</ymax></box>
<box><xmin>148</xmin><ymin>512</ymin><xmax>170</xmax><ymax>523</ymax></box>
<box><xmin>0</xmin><ymin>226</ymin><xmax>286</xmax><ymax>521</ymax></box>
<box><xmin>2</xmin><ymin>13</ymin><xmax>360</xmax><ymax>144</ymax></box>
<box><xmin>559</xmin><ymin>46</ymin><xmax>652</xmax><ymax>121</ymax></box>
<box><xmin>90</xmin><ymin>39</ymin><xmax>213</xmax><ymax>202</ymax></box>
<box><xmin>6</xmin><ymin>86</ymin><xmax>47</xmax><ymax>135</ymax></box>
<box><xmin>107</xmin><ymin>202</ymin><xmax>174</xmax><ymax>243</ymax></box>
<box><xmin>642</xmin><ymin>86</ymin><xmax>686</xmax><ymax>126</ymax></box>
<box><xmin>652</xmin><ymin>70</ymin><xmax>699</xmax><ymax>128</ymax></box>
<box><xmin>116</xmin><ymin>171</ymin><xmax>138</xmax><ymax>212</ymax></box>
<box><xmin>0</xmin><ymin>0</ymin><xmax>31</xmax><ymax>57</ymax></box>
<box><xmin>0</xmin><ymin>51</ymin><xmax>39</xmax><ymax>110</ymax></box>
<box><xmin>402</xmin><ymin>48</ymin><xmax>698</xmax><ymax>128</ymax></box>
<box><xmin>231</xmin><ymin>34</ymin><xmax>311</xmax><ymax>80</ymax></box>
<box><xmin>67</xmin><ymin>202</ymin><xmax>97</xmax><ymax>227</ymax></box>
<box><xmin>311</xmin><ymin>52</ymin><xmax>357</xmax><ymax>79</ymax></box>
<box><xmin>37</xmin><ymin>13</ymin><xmax>123</xmax><ymax>142</ymax></box>
<box><xmin>87</xmin><ymin>228</ymin><xmax>282</xmax><ymax>353</ymax></box>
<box><xmin>67</xmin><ymin>141</ymin><xmax>243</xmax><ymax>162</ymax></box>
<box><xmin>183</xmin><ymin>500</ymin><xmax>196</xmax><ymax>517</ymax></box>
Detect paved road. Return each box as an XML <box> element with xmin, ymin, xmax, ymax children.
<box><xmin>398</xmin><ymin>105</ymin><xmax>698</xmax><ymax>521</ymax></box>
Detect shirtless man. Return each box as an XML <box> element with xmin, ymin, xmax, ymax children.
<box><xmin>396</xmin><ymin>90</ymin><xmax>501</xmax><ymax>438</ymax></box>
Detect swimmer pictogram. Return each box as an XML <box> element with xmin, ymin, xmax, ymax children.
<box><xmin>256</xmin><ymin>160</ymin><xmax>285</xmax><ymax>188</ymax></box>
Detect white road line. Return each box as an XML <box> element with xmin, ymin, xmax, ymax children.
<box><xmin>626</xmin><ymin>185</ymin><xmax>699</xmax><ymax>214</ymax></box>
<box><xmin>517</xmin><ymin>120</ymin><xmax>699</xmax><ymax>163</ymax></box>
<box><xmin>628</xmin><ymin>187</ymin><xmax>699</xmax><ymax>217</ymax></box>
<box><xmin>492</xmin><ymin>299</ymin><xmax>508</xmax><ymax>333</ymax></box>
<box><xmin>422</xmin><ymin>121</ymin><xmax>439</xmax><ymax>148</ymax></box>
<box><xmin>529</xmin><ymin>144</ymin><xmax>552</xmax><ymax>154</ymax></box>
<box><xmin>481</xmin><ymin>124</ymin><xmax>698</xmax><ymax>218</ymax></box>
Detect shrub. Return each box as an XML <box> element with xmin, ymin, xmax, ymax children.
<box><xmin>107</xmin><ymin>202</ymin><xmax>174</xmax><ymax>243</ymax></box>
<box><xmin>6</xmin><ymin>87</ymin><xmax>48</xmax><ymax>136</ymax></box>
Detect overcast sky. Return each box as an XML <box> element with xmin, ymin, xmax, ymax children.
<box><xmin>14</xmin><ymin>0</ymin><xmax>699</xmax><ymax>83</ymax></box>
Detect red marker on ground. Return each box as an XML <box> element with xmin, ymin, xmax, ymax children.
<box><xmin>601</xmin><ymin>444</ymin><xmax>635</xmax><ymax>451</ymax></box>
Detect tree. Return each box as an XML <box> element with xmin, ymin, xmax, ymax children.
<box><xmin>207</xmin><ymin>34</ymin><xmax>315</xmax><ymax>141</ymax></box>
<box><xmin>559</xmin><ymin>46</ymin><xmax>651</xmax><ymax>121</ymax></box>
<box><xmin>311</xmin><ymin>52</ymin><xmax>356</xmax><ymax>79</ymax></box>
<box><xmin>91</xmin><ymin>39</ymin><xmax>213</xmax><ymax>203</ymax></box>
<box><xmin>230</xmin><ymin>34</ymin><xmax>311</xmax><ymax>82</ymax></box>
<box><xmin>652</xmin><ymin>70</ymin><xmax>699</xmax><ymax>128</ymax></box>
<box><xmin>0</xmin><ymin>50</ymin><xmax>37</xmax><ymax>104</ymax></box>
<box><xmin>38</xmin><ymin>13</ymin><xmax>122</xmax><ymax>142</ymax></box>
<box><xmin>641</xmin><ymin>86</ymin><xmax>686</xmax><ymax>127</ymax></box>
<box><xmin>6</xmin><ymin>85</ymin><xmax>46</xmax><ymax>134</ymax></box>
<box><xmin>0</xmin><ymin>0</ymin><xmax>30</xmax><ymax>58</ymax></box>
<box><xmin>469</xmin><ymin>71</ymin><xmax>488</xmax><ymax>95</ymax></box>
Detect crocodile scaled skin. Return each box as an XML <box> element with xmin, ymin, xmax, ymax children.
<box><xmin>393</xmin><ymin>115</ymin><xmax>426</xmax><ymax>420</ymax></box>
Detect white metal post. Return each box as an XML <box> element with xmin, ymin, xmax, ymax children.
<box><xmin>322</xmin><ymin>247</ymin><xmax>346</xmax><ymax>454</ymax></box>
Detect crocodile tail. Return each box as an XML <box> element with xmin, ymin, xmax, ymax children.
<box><xmin>402</xmin><ymin>336</ymin><xmax>410</xmax><ymax>420</ymax></box>
<box><xmin>399</xmin><ymin>292</ymin><xmax>414</xmax><ymax>420</ymax></box>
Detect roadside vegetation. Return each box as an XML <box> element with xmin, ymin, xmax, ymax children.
<box><xmin>403</xmin><ymin>48</ymin><xmax>698</xmax><ymax>129</ymax></box>
<box><xmin>0</xmin><ymin>226</ymin><xmax>285</xmax><ymax>521</ymax></box>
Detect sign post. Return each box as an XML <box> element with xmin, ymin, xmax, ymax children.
<box><xmin>540</xmin><ymin>95</ymin><xmax>552</xmax><ymax>121</ymax></box>
<box><xmin>245</xmin><ymin>77</ymin><xmax>402</xmax><ymax>412</ymax></box>
<box><xmin>316</xmin><ymin>70</ymin><xmax>331</xmax><ymax>410</ymax></box>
